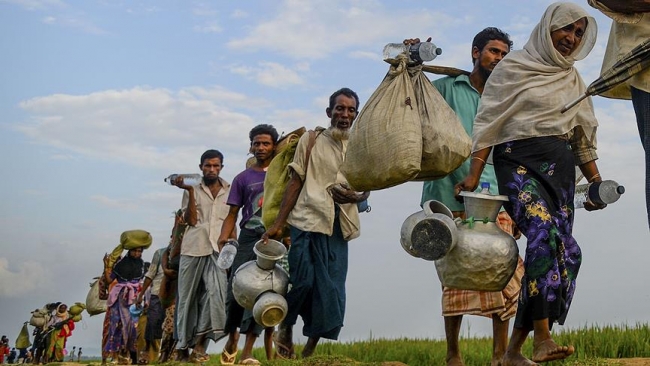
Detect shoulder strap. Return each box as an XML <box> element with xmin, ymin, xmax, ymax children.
<box><xmin>304</xmin><ymin>128</ymin><xmax>324</xmax><ymax>174</ymax></box>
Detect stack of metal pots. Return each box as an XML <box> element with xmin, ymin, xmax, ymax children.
<box><xmin>232</xmin><ymin>239</ymin><xmax>290</xmax><ymax>327</ymax></box>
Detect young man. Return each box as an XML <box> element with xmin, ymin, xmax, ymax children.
<box><xmin>416</xmin><ymin>28</ymin><xmax>524</xmax><ymax>366</ymax></box>
<box><xmin>263</xmin><ymin>88</ymin><xmax>369</xmax><ymax>359</ymax></box>
<box><xmin>217</xmin><ymin>124</ymin><xmax>279</xmax><ymax>365</ymax></box>
<box><xmin>171</xmin><ymin>149</ymin><xmax>233</xmax><ymax>362</ymax></box>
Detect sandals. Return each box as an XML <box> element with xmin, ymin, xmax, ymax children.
<box><xmin>272</xmin><ymin>333</ymin><xmax>295</xmax><ymax>360</ymax></box>
<box><xmin>137</xmin><ymin>351</ymin><xmax>149</xmax><ymax>365</ymax></box>
<box><xmin>219</xmin><ymin>346</ymin><xmax>237</xmax><ymax>365</ymax></box>
<box><xmin>239</xmin><ymin>358</ymin><xmax>260</xmax><ymax>365</ymax></box>
<box><xmin>189</xmin><ymin>351</ymin><xmax>210</xmax><ymax>364</ymax></box>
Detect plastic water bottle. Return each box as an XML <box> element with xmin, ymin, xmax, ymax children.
<box><xmin>382</xmin><ymin>42</ymin><xmax>442</xmax><ymax>63</ymax></box>
<box><xmin>479</xmin><ymin>182</ymin><xmax>491</xmax><ymax>195</ymax></box>
<box><xmin>164</xmin><ymin>173</ymin><xmax>202</xmax><ymax>186</ymax></box>
<box><xmin>217</xmin><ymin>239</ymin><xmax>239</xmax><ymax>269</ymax></box>
<box><xmin>574</xmin><ymin>180</ymin><xmax>625</xmax><ymax>209</ymax></box>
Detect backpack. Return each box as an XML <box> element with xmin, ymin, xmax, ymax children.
<box><xmin>261</xmin><ymin>127</ymin><xmax>322</xmax><ymax>232</ymax></box>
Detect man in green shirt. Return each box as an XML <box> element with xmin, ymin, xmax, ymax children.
<box><xmin>418</xmin><ymin>28</ymin><xmax>524</xmax><ymax>366</ymax></box>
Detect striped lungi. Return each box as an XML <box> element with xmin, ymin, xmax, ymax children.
<box><xmin>441</xmin><ymin>211</ymin><xmax>525</xmax><ymax>321</ymax></box>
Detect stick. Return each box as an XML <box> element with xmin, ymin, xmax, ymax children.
<box><xmin>561</xmin><ymin>93</ymin><xmax>589</xmax><ymax>114</ymax></box>
<box><xmin>383</xmin><ymin>58</ymin><xmax>470</xmax><ymax>76</ymax></box>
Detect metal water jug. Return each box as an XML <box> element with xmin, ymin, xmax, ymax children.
<box><xmin>232</xmin><ymin>239</ymin><xmax>289</xmax><ymax>327</ymax></box>
<box><xmin>434</xmin><ymin>191</ymin><xmax>519</xmax><ymax>291</ymax></box>
<box><xmin>400</xmin><ymin>200</ymin><xmax>458</xmax><ymax>260</ymax></box>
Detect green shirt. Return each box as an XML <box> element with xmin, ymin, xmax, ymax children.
<box><xmin>421</xmin><ymin>75</ymin><xmax>499</xmax><ymax>212</ymax></box>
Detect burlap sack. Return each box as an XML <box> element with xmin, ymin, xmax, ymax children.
<box><xmin>120</xmin><ymin>230</ymin><xmax>152</xmax><ymax>250</ymax></box>
<box><xmin>85</xmin><ymin>277</ymin><xmax>107</xmax><ymax>316</ymax></box>
<box><xmin>342</xmin><ymin>55</ymin><xmax>422</xmax><ymax>191</ymax></box>
<box><xmin>69</xmin><ymin>302</ymin><xmax>85</xmax><ymax>316</ymax></box>
<box><xmin>15</xmin><ymin>323</ymin><xmax>31</xmax><ymax>349</ymax></box>
<box><xmin>29</xmin><ymin>308</ymin><xmax>48</xmax><ymax>328</ymax></box>
<box><xmin>409</xmin><ymin>65</ymin><xmax>471</xmax><ymax>180</ymax></box>
<box><xmin>261</xmin><ymin>128</ymin><xmax>307</xmax><ymax>230</ymax></box>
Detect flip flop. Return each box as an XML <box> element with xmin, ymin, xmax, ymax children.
<box><xmin>238</xmin><ymin>358</ymin><xmax>261</xmax><ymax>365</ymax></box>
<box><xmin>272</xmin><ymin>332</ymin><xmax>295</xmax><ymax>360</ymax></box>
<box><xmin>190</xmin><ymin>352</ymin><xmax>210</xmax><ymax>364</ymax></box>
<box><xmin>220</xmin><ymin>346</ymin><xmax>237</xmax><ymax>365</ymax></box>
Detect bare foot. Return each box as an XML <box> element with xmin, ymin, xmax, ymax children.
<box><xmin>502</xmin><ymin>351</ymin><xmax>538</xmax><ymax>366</ymax></box>
<box><xmin>532</xmin><ymin>338</ymin><xmax>575</xmax><ymax>363</ymax></box>
<box><xmin>446</xmin><ymin>355</ymin><xmax>465</xmax><ymax>366</ymax></box>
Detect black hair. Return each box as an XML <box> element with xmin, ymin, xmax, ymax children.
<box><xmin>249</xmin><ymin>124</ymin><xmax>279</xmax><ymax>144</ymax></box>
<box><xmin>328</xmin><ymin>87</ymin><xmax>360</xmax><ymax>110</ymax></box>
<box><xmin>471</xmin><ymin>27</ymin><xmax>513</xmax><ymax>63</ymax></box>
<box><xmin>200</xmin><ymin>149</ymin><xmax>224</xmax><ymax>166</ymax></box>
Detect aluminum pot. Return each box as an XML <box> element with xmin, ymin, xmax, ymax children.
<box><xmin>400</xmin><ymin>200</ymin><xmax>457</xmax><ymax>260</ymax></box>
<box><xmin>232</xmin><ymin>240</ymin><xmax>289</xmax><ymax>310</ymax></box>
<box><xmin>253</xmin><ymin>239</ymin><xmax>286</xmax><ymax>270</ymax></box>
<box><xmin>253</xmin><ymin>291</ymin><xmax>288</xmax><ymax>327</ymax></box>
<box><xmin>434</xmin><ymin>191</ymin><xmax>519</xmax><ymax>292</ymax></box>
<box><xmin>232</xmin><ymin>261</ymin><xmax>289</xmax><ymax>310</ymax></box>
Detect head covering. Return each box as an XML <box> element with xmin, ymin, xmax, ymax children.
<box><xmin>111</xmin><ymin>249</ymin><xmax>144</xmax><ymax>282</ymax></box>
<box><xmin>55</xmin><ymin>303</ymin><xmax>69</xmax><ymax>320</ymax></box>
<box><xmin>472</xmin><ymin>2</ymin><xmax>598</xmax><ymax>153</ymax></box>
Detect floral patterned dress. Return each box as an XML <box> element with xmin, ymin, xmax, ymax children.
<box><xmin>493</xmin><ymin>136</ymin><xmax>582</xmax><ymax>330</ymax></box>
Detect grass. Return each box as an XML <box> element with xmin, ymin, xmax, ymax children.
<box><xmin>73</xmin><ymin>323</ymin><xmax>650</xmax><ymax>365</ymax></box>
<box><xmin>246</xmin><ymin>323</ymin><xmax>650</xmax><ymax>365</ymax></box>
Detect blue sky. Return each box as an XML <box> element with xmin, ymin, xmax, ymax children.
<box><xmin>1</xmin><ymin>0</ymin><xmax>649</xmax><ymax>357</ymax></box>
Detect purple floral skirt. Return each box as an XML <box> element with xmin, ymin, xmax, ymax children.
<box><xmin>493</xmin><ymin>136</ymin><xmax>582</xmax><ymax>330</ymax></box>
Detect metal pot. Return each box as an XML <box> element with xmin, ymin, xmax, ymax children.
<box><xmin>253</xmin><ymin>239</ymin><xmax>286</xmax><ymax>270</ymax></box>
<box><xmin>434</xmin><ymin>191</ymin><xmax>519</xmax><ymax>291</ymax></box>
<box><xmin>400</xmin><ymin>200</ymin><xmax>457</xmax><ymax>260</ymax></box>
<box><xmin>232</xmin><ymin>240</ymin><xmax>289</xmax><ymax>312</ymax></box>
<box><xmin>253</xmin><ymin>292</ymin><xmax>288</xmax><ymax>327</ymax></box>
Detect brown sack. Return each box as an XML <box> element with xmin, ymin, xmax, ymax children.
<box><xmin>409</xmin><ymin>65</ymin><xmax>471</xmax><ymax>180</ymax></box>
<box><xmin>342</xmin><ymin>55</ymin><xmax>422</xmax><ymax>191</ymax></box>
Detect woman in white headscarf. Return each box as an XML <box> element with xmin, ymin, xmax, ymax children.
<box><xmin>456</xmin><ymin>2</ymin><xmax>607</xmax><ymax>364</ymax></box>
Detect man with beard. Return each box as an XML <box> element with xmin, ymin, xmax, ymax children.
<box><xmin>171</xmin><ymin>149</ymin><xmax>233</xmax><ymax>362</ymax></box>
<box><xmin>263</xmin><ymin>88</ymin><xmax>369</xmax><ymax>359</ymax></box>
<box><xmin>415</xmin><ymin>28</ymin><xmax>524</xmax><ymax>366</ymax></box>
<box><xmin>218</xmin><ymin>124</ymin><xmax>279</xmax><ymax>365</ymax></box>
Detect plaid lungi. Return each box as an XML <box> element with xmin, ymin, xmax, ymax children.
<box><xmin>441</xmin><ymin>211</ymin><xmax>525</xmax><ymax>321</ymax></box>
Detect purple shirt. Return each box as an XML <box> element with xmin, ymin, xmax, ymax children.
<box><xmin>226</xmin><ymin>168</ymin><xmax>266</xmax><ymax>229</ymax></box>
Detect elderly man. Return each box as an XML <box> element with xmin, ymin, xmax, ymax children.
<box><xmin>171</xmin><ymin>149</ymin><xmax>233</xmax><ymax>362</ymax></box>
<box><xmin>263</xmin><ymin>88</ymin><xmax>369</xmax><ymax>359</ymax></box>
<box><xmin>587</xmin><ymin>0</ymin><xmax>650</xmax><ymax>229</ymax></box>
<box><xmin>416</xmin><ymin>27</ymin><xmax>524</xmax><ymax>366</ymax></box>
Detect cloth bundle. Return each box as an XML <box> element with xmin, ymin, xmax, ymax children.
<box><xmin>342</xmin><ymin>54</ymin><xmax>471</xmax><ymax>191</ymax></box>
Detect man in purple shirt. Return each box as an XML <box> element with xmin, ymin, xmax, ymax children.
<box><xmin>218</xmin><ymin>124</ymin><xmax>279</xmax><ymax>365</ymax></box>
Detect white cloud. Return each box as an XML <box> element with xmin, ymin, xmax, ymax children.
<box><xmin>229</xmin><ymin>62</ymin><xmax>306</xmax><ymax>88</ymax></box>
<box><xmin>193</xmin><ymin>21</ymin><xmax>222</xmax><ymax>33</ymax></box>
<box><xmin>41</xmin><ymin>14</ymin><xmax>107</xmax><ymax>35</ymax></box>
<box><xmin>0</xmin><ymin>0</ymin><xmax>65</xmax><ymax>11</ymax></box>
<box><xmin>0</xmin><ymin>257</ymin><xmax>48</xmax><ymax>297</ymax></box>
<box><xmin>227</xmin><ymin>0</ymin><xmax>468</xmax><ymax>59</ymax></box>
<box><xmin>230</xmin><ymin>9</ymin><xmax>248</xmax><ymax>18</ymax></box>
<box><xmin>14</xmin><ymin>86</ymin><xmax>267</xmax><ymax>171</ymax></box>
<box><xmin>192</xmin><ymin>2</ymin><xmax>217</xmax><ymax>16</ymax></box>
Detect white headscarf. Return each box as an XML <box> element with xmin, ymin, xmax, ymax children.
<box><xmin>472</xmin><ymin>2</ymin><xmax>598</xmax><ymax>153</ymax></box>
